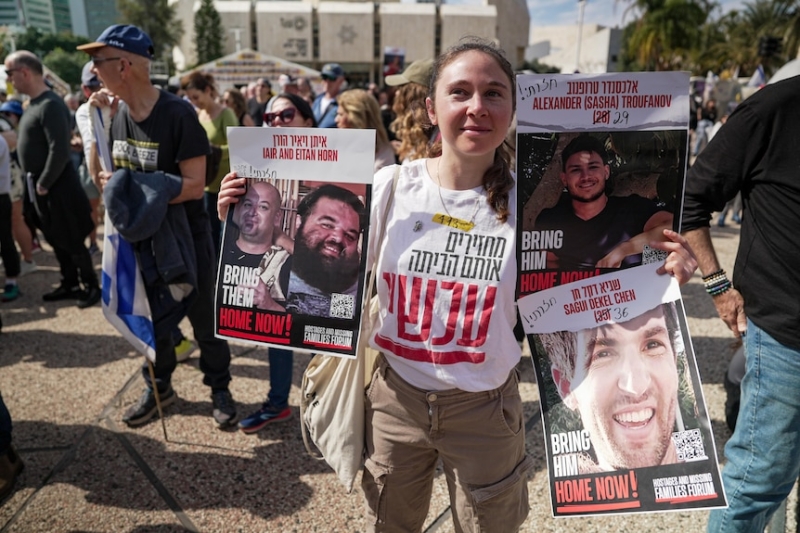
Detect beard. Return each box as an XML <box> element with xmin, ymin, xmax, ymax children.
<box><xmin>291</xmin><ymin>227</ymin><xmax>361</xmax><ymax>294</ymax></box>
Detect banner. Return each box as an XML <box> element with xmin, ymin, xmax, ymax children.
<box><xmin>516</xmin><ymin>72</ymin><xmax>726</xmax><ymax>516</ymax></box>
<box><xmin>215</xmin><ymin>127</ymin><xmax>375</xmax><ymax>358</ymax></box>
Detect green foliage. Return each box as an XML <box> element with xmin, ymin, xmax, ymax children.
<box><xmin>521</xmin><ymin>58</ymin><xmax>561</xmax><ymax>74</ymax></box>
<box><xmin>117</xmin><ymin>0</ymin><xmax>183</xmax><ymax>62</ymax></box>
<box><xmin>13</xmin><ymin>27</ymin><xmax>90</xmax><ymax>59</ymax></box>
<box><xmin>42</xmin><ymin>48</ymin><xmax>87</xmax><ymax>89</ymax></box>
<box><xmin>621</xmin><ymin>0</ymin><xmax>800</xmax><ymax>76</ymax></box>
<box><xmin>194</xmin><ymin>0</ymin><xmax>225</xmax><ymax>64</ymax></box>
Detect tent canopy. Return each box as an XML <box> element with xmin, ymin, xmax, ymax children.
<box><xmin>178</xmin><ymin>49</ymin><xmax>321</xmax><ymax>92</ymax></box>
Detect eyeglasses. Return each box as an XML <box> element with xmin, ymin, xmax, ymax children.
<box><xmin>264</xmin><ymin>108</ymin><xmax>297</xmax><ymax>126</ymax></box>
<box><xmin>90</xmin><ymin>56</ymin><xmax>122</xmax><ymax>65</ymax></box>
<box><xmin>4</xmin><ymin>69</ymin><xmax>19</xmax><ymax>76</ymax></box>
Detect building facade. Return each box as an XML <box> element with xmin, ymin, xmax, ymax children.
<box><xmin>172</xmin><ymin>0</ymin><xmax>530</xmax><ymax>83</ymax></box>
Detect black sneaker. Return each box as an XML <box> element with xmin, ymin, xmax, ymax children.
<box><xmin>42</xmin><ymin>284</ymin><xmax>83</xmax><ymax>302</ymax></box>
<box><xmin>77</xmin><ymin>286</ymin><xmax>101</xmax><ymax>309</ymax></box>
<box><xmin>211</xmin><ymin>390</ymin><xmax>239</xmax><ymax>429</ymax></box>
<box><xmin>122</xmin><ymin>386</ymin><xmax>176</xmax><ymax>427</ymax></box>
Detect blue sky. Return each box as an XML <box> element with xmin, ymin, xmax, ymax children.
<box><xmin>526</xmin><ymin>0</ymin><xmax>747</xmax><ymax>29</ymax></box>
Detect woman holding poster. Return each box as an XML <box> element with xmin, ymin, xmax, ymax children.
<box><xmin>217</xmin><ymin>93</ymin><xmax>317</xmax><ymax>434</ymax></box>
<box><xmin>362</xmin><ymin>40</ymin><xmax>698</xmax><ymax>532</ymax></box>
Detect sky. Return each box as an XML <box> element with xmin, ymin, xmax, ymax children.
<box><xmin>526</xmin><ymin>0</ymin><xmax>747</xmax><ymax>30</ymax></box>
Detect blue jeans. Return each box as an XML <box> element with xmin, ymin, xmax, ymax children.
<box><xmin>708</xmin><ymin>319</ymin><xmax>800</xmax><ymax>532</ymax></box>
<box><xmin>0</xmin><ymin>391</ymin><xmax>12</xmax><ymax>456</ymax></box>
<box><xmin>267</xmin><ymin>348</ymin><xmax>293</xmax><ymax>409</ymax></box>
<box><xmin>694</xmin><ymin>118</ymin><xmax>713</xmax><ymax>155</ymax></box>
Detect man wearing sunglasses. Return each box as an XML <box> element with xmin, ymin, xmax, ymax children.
<box><xmin>3</xmin><ymin>51</ymin><xmax>100</xmax><ymax>308</ymax></box>
<box><xmin>312</xmin><ymin>63</ymin><xmax>345</xmax><ymax>128</ymax></box>
<box><xmin>77</xmin><ymin>24</ymin><xmax>238</xmax><ymax>430</ymax></box>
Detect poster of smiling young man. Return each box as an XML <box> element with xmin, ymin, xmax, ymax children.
<box><xmin>215</xmin><ymin>127</ymin><xmax>375</xmax><ymax>358</ymax></box>
<box><xmin>515</xmin><ymin>72</ymin><xmax>725</xmax><ymax>516</ymax></box>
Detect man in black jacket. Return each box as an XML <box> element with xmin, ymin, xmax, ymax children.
<box><xmin>4</xmin><ymin>51</ymin><xmax>99</xmax><ymax>307</ymax></box>
<box><xmin>683</xmin><ymin>76</ymin><xmax>800</xmax><ymax>533</ymax></box>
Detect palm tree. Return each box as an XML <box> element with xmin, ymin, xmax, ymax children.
<box><xmin>620</xmin><ymin>0</ymin><xmax>715</xmax><ymax>71</ymax></box>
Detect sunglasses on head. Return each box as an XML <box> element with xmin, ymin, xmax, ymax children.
<box><xmin>264</xmin><ymin>108</ymin><xmax>297</xmax><ymax>126</ymax></box>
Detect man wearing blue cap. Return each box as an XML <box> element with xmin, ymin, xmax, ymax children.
<box><xmin>77</xmin><ymin>24</ymin><xmax>238</xmax><ymax>429</ymax></box>
<box><xmin>3</xmin><ymin>50</ymin><xmax>99</xmax><ymax>308</ymax></box>
<box><xmin>312</xmin><ymin>63</ymin><xmax>345</xmax><ymax>128</ymax></box>
<box><xmin>74</xmin><ymin>61</ymin><xmax>103</xmax><ymax>254</ymax></box>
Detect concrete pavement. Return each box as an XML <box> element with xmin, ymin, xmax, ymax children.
<box><xmin>0</xmin><ymin>222</ymin><xmax>795</xmax><ymax>532</ymax></box>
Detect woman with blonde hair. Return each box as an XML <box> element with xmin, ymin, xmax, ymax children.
<box><xmin>384</xmin><ymin>58</ymin><xmax>436</xmax><ymax>162</ymax></box>
<box><xmin>335</xmin><ymin>89</ymin><xmax>396</xmax><ymax>172</ymax></box>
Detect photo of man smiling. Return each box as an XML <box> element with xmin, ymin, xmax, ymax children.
<box><xmin>542</xmin><ymin>301</ymin><xmax>697</xmax><ymax>473</ymax></box>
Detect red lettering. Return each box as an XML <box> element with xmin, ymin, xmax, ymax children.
<box><xmin>458</xmin><ymin>285</ymin><xmax>495</xmax><ymax>347</ymax></box>
<box><xmin>397</xmin><ymin>275</ymin><xmax>435</xmax><ymax>342</ymax></box>
<box><xmin>432</xmin><ymin>281</ymin><xmax>461</xmax><ymax>346</ymax></box>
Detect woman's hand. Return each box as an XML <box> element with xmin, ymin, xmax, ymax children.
<box><xmin>217</xmin><ymin>171</ymin><xmax>247</xmax><ymax>221</ymax></box>
<box><xmin>653</xmin><ymin>229</ymin><xmax>698</xmax><ymax>285</ymax></box>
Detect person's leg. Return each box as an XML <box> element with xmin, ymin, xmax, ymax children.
<box><xmin>123</xmin><ymin>334</ymin><xmax>178</xmax><ymax>427</ymax></box>
<box><xmin>436</xmin><ymin>370</ymin><xmax>532</xmax><ymax>533</ymax></box>
<box><xmin>239</xmin><ymin>348</ymin><xmax>294</xmax><ymax>432</ymax></box>
<box><xmin>0</xmin><ymin>390</ymin><xmax>23</xmax><ymax>502</ymax></box>
<box><xmin>188</xmin><ymin>227</ymin><xmax>235</xmax><ymax>427</ymax></box>
<box><xmin>707</xmin><ymin>319</ymin><xmax>800</xmax><ymax>532</ymax></box>
<box><xmin>204</xmin><ymin>192</ymin><xmax>221</xmax><ymax>259</ymax></box>
<box><xmin>0</xmin><ymin>392</ymin><xmax>11</xmax><ymax>457</ymax></box>
<box><xmin>0</xmin><ymin>194</ymin><xmax>20</xmax><ymax>278</ymax></box>
<box><xmin>49</xmin><ymin>243</ymin><xmax>81</xmax><ymax>289</ymax></box>
<box><xmin>10</xmin><ymin>199</ymin><xmax>33</xmax><ymax>263</ymax></box>
<box><xmin>694</xmin><ymin>119</ymin><xmax>711</xmax><ymax>155</ymax></box>
<box><xmin>189</xmin><ymin>228</ymin><xmax>232</xmax><ymax>391</ymax></box>
<box><xmin>363</xmin><ymin>357</ymin><xmax>440</xmax><ymax>533</ymax></box>
<box><xmin>142</xmin><ymin>334</ymin><xmax>178</xmax><ymax>392</ymax></box>
<box><xmin>267</xmin><ymin>348</ymin><xmax>293</xmax><ymax>409</ymax></box>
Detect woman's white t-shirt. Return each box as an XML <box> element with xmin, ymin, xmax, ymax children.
<box><xmin>367</xmin><ymin>159</ymin><xmax>521</xmax><ymax>392</ymax></box>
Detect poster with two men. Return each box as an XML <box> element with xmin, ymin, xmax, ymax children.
<box><xmin>214</xmin><ymin>127</ymin><xmax>375</xmax><ymax>357</ymax></box>
<box><xmin>515</xmin><ymin>72</ymin><xmax>726</xmax><ymax>516</ymax></box>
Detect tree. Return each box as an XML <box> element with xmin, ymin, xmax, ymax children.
<box><xmin>14</xmin><ymin>27</ymin><xmax>89</xmax><ymax>59</ymax></box>
<box><xmin>118</xmin><ymin>0</ymin><xmax>183</xmax><ymax>62</ymax></box>
<box><xmin>42</xmin><ymin>48</ymin><xmax>86</xmax><ymax>88</ymax></box>
<box><xmin>621</xmin><ymin>0</ymin><xmax>713</xmax><ymax>71</ymax></box>
<box><xmin>194</xmin><ymin>0</ymin><xmax>225</xmax><ymax>64</ymax></box>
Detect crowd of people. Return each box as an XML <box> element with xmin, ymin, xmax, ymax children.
<box><xmin>1</xmin><ymin>20</ymin><xmax>795</xmax><ymax>533</ymax></box>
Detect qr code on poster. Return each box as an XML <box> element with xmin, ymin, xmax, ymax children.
<box><xmin>642</xmin><ymin>244</ymin><xmax>668</xmax><ymax>265</ymax></box>
<box><xmin>672</xmin><ymin>428</ymin><xmax>708</xmax><ymax>462</ymax></box>
<box><xmin>329</xmin><ymin>293</ymin><xmax>355</xmax><ymax>319</ymax></box>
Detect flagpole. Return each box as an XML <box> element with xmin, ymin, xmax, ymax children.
<box><xmin>146</xmin><ymin>360</ymin><xmax>169</xmax><ymax>441</ymax></box>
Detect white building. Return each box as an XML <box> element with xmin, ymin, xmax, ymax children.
<box><xmin>169</xmin><ymin>0</ymin><xmax>530</xmax><ymax>83</ymax></box>
<box><xmin>527</xmin><ymin>23</ymin><xmax>622</xmax><ymax>73</ymax></box>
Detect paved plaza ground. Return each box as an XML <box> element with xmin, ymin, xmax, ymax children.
<box><xmin>1</xmin><ymin>221</ymin><xmax>795</xmax><ymax>532</ymax></box>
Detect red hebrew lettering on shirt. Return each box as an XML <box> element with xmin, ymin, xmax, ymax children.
<box><xmin>374</xmin><ymin>274</ymin><xmax>497</xmax><ymax>364</ymax></box>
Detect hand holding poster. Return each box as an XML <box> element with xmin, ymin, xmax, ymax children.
<box><xmin>215</xmin><ymin>127</ymin><xmax>375</xmax><ymax>357</ymax></box>
<box><xmin>516</xmin><ymin>72</ymin><xmax>726</xmax><ymax>517</ymax></box>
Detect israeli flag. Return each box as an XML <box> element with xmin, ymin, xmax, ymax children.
<box><xmin>748</xmin><ymin>64</ymin><xmax>766</xmax><ymax>88</ymax></box>
<box><xmin>101</xmin><ymin>217</ymin><xmax>156</xmax><ymax>361</ymax></box>
<box><xmin>93</xmin><ymin>106</ymin><xmax>156</xmax><ymax>361</ymax></box>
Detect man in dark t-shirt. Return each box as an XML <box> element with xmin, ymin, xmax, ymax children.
<box><xmin>78</xmin><ymin>24</ymin><xmax>237</xmax><ymax>429</ymax></box>
<box><xmin>534</xmin><ymin>135</ymin><xmax>672</xmax><ymax>270</ymax></box>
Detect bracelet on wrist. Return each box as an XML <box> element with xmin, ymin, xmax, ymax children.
<box><xmin>704</xmin><ymin>270</ymin><xmax>732</xmax><ymax>297</ymax></box>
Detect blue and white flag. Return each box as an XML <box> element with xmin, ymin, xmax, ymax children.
<box><xmin>748</xmin><ymin>64</ymin><xmax>766</xmax><ymax>87</ymax></box>
<box><xmin>92</xmin><ymin>106</ymin><xmax>156</xmax><ymax>361</ymax></box>
<box><xmin>101</xmin><ymin>217</ymin><xmax>156</xmax><ymax>360</ymax></box>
